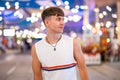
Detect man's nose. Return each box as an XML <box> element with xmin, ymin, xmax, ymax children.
<box><xmin>60</xmin><ymin>20</ymin><xmax>64</xmax><ymax>25</ymax></box>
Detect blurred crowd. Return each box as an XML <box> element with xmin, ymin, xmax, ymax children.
<box><xmin>104</xmin><ymin>39</ymin><xmax>120</xmax><ymax>62</ymax></box>
<box><xmin>0</xmin><ymin>36</ymin><xmax>31</xmax><ymax>53</ymax></box>
<box><xmin>0</xmin><ymin>36</ymin><xmax>16</xmax><ymax>53</ymax></box>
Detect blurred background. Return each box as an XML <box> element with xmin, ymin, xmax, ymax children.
<box><xmin>0</xmin><ymin>0</ymin><xmax>120</xmax><ymax>80</ymax></box>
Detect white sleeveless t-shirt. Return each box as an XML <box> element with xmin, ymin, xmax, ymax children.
<box><xmin>35</xmin><ymin>35</ymin><xmax>79</xmax><ymax>80</ymax></box>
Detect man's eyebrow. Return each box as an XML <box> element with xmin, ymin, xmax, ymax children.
<box><xmin>57</xmin><ymin>16</ymin><xmax>64</xmax><ymax>18</ymax></box>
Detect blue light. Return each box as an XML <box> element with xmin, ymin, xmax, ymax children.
<box><xmin>111</xmin><ymin>22</ymin><xmax>115</xmax><ymax>27</ymax></box>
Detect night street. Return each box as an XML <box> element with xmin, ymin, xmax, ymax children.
<box><xmin>0</xmin><ymin>0</ymin><xmax>120</xmax><ymax>80</ymax></box>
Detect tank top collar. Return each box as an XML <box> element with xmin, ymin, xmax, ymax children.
<box><xmin>43</xmin><ymin>35</ymin><xmax>63</xmax><ymax>45</ymax></box>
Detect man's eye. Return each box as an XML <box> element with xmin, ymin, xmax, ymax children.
<box><xmin>56</xmin><ymin>17</ymin><xmax>64</xmax><ymax>21</ymax></box>
<box><xmin>56</xmin><ymin>18</ymin><xmax>61</xmax><ymax>21</ymax></box>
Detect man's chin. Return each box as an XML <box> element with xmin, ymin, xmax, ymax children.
<box><xmin>55</xmin><ymin>32</ymin><xmax>62</xmax><ymax>34</ymax></box>
<box><xmin>56</xmin><ymin>30</ymin><xmax>63</xmax><ymax>33</ymax></box>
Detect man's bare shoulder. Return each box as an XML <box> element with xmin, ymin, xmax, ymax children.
<box><xmin>73</xmin><ymin>38</ymin><xmax>83</xmax><ymax>55</ymax></box>
<box><xmin>31</xmin><ymin>43</ymin><xmax>41</xmax><ymax>64</ymax></box>
<box><xmin>31</xmin><ymin>44</ymin><xmax>36</xmax><ymax>57</ymax></box>
<box><xmin>73</xmin><ymin>38</ymin><xmax>80</xmax><ymax>45</ymax></box>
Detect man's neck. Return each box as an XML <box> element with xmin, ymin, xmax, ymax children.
<box><xmin>46</xmin><ymin>33</ymin><xmax>62</xmax><ymax>44</ymax></box>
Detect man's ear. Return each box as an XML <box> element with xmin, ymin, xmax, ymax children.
<box><xmin>44</xmin><ymin>19</ymin><xmax>49</xmax><ymax>27</ymax></box>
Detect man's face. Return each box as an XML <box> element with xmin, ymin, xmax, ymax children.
<box><xmin>45</xmin><ymin>15</ymin><xmax>65</xmax><ymax>33</ymax></box>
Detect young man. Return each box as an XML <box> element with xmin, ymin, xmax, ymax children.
<box><xmin>31</xmin><ymin>6</ymin><xmax>88</xmax><ymax>80</ymax></box>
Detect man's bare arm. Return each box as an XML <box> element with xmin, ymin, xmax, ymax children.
<box><xmin>73</xmin><ymin>39</ymin><xmax>88</xmax><ymax>80</ymax></box>
<box><xmin>31</xmin><ymin>45</ymin><xmax>43</xmax><ymax>80</ymax></box>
